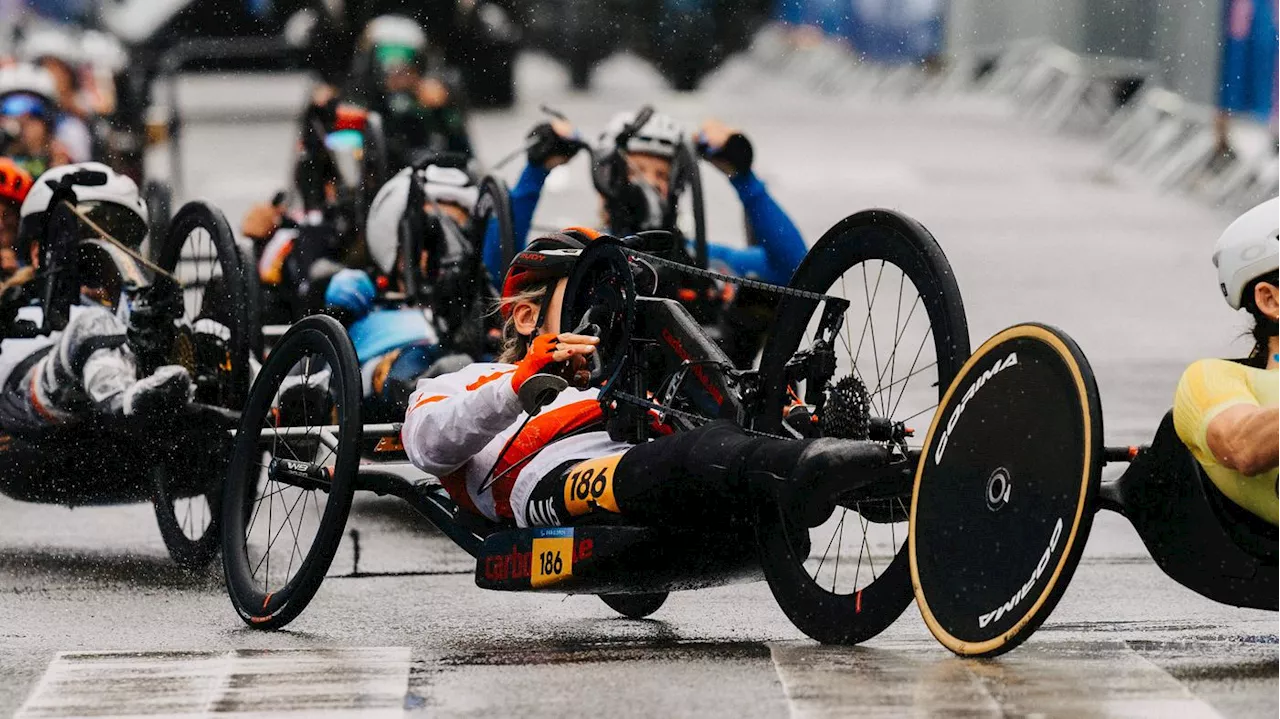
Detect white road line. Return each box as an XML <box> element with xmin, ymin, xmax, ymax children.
<box><xmin>770</xmin><ymin>639</ymin><xmax>1224</xmax><ymax>718</ymax></box>
<box><xmin>16</xmin><ymin>647</ymin><xmax>410</xmax><ymax>718</ymax></box>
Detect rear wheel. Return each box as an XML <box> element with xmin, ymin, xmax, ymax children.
<box><xmin>755</xmin><ymin>209</ymin><xmax>969</xmax><ymax>644</ymax></box>
<box><xmin>600</xmin><ymin>592</ymin><xmax>668</xmax><ymax>619</ymax></box>
<box><xmin>151</xmin><ymin>201</ymin><xmax>250</xmax><ymax>569</ymax></box>
<box><xmin>221</xmin><ymin>315</ymin><xmax>361</xmax><ymax>629</ymax></box>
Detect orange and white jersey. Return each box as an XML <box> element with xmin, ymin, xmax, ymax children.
<box><xmin>401</xmin><ymin>362</ymin><xmax>631</xmax><ymax>525</ymax></box>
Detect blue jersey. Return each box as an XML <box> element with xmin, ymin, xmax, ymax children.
<box><xmin>482</xmin><ymin>165</ymin><xmax>805</xmax><ymax>286</ymax></box>
<box><xmin>347</xmin><ymin>308</ymin><xmax>440</xmax><ymax>364</ymax></box>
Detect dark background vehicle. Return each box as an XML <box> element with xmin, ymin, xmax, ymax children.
<box><xmin>520</xmin><ymin>0</ymin><xmax>773</xmax><ymax>92</ymax></box>
<box><xmin>97</xmin><ymin>0</ymin><xmax>520</xmax><ymax>107</ymax></box>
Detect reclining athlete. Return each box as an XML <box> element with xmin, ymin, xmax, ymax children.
<box><xmin>0</xmin><ymin>163</ymin><xmax>196</xmax><ymax>437</ymax></box>
<box><xmin>318</xmin><ymin>162</ymin><xmax>498</xmax><ymax>420</ymax></box>
<box><xmin>481</xmin><ymin>110</ymin><xmax>806</xmax><ymax>367</ymax></box>
<box><xmin>1174</xmin><ymin>198</ymin><xmax>1279</xmax><ymax>526</ymax></box>
<box><xmin>402</xmin><ymin>230</ymin><xmax>883</xmax><ymax>527</ymax></box>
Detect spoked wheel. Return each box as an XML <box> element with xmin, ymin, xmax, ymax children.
<box><xmin>221</xmin><ymin>315</ymin><xmax>361</xmax><ymax>630</ymax></box>
<box><xmin>151</xmin><ymin>201</ymin><xmax>251</xmax><ymax>569</ymax></box>
<box><xmin>600</xmin><ymin>592</ymin><xmax>668</xmax><ymax>619</ymax></box>
<box><xmin>910</xmin><ymin>324</ymin><xmax>1102</xmax><ymax>657</ymax></box>
<box><xmin>755</xmin><ymin>209</ymin><xmax>969</xmax><ymax>644</ymax></box>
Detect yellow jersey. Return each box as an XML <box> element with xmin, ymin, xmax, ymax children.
<box><xmin>1173</xmin><ymin>358</ymin><xmax>1278</xmax><ymax>525</ymax></box>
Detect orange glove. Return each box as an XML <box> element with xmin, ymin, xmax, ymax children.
<box><xmin>511</xmin><ymin>333</ymin><xmax>598</xmax><ymax>392</ymax></box>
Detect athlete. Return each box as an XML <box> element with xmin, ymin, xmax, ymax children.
<box><xmin>0</xmin><ymin>163</ymin><xmax>193</xmax><ymax>437</ymax></box>
<box><xmin>346</xmin><ymin>15</ymin><xmax>472</xmax><ymax>164</ymax></box>
<box><xmin>402</xmin><ymin>230</ymin><xmax>889</xmax><ymax>527</ymax></box>
<box><xmin>1174</xmin><ymin>197</ymin><xmax>1279</xmax><ymax>525</ymax></box>
<box><xmin>320</xmin><ymin>162</ymin><xmax>495</xmax><ymax>420</ymax></box>
<box><xmin>483</xmin><ymin>110</ymin><xmax>806</xmax><ymax>366</ymax></box>
<box><xmin>0</xmin><ymin>64</ymin><xmax>74</xmax><ymax>177</ymax></box>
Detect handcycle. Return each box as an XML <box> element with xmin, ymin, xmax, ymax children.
<box><xmin>218</xmin><ymin>207</ymin><xmax>971</xmax><ymax>635</ymax></box>
<box><xmin>0</xmin><ymin>173</ymin><xmax>254</xmax><ymax>569</ymax></box>
<box><xmin>907</xmin><ymin>322</ymin><xmax>1277</xmax><ymax>657</ymax></box>
<box><xmin>258</xmin><ymin>149</ymin><xmax>515</xmax><ymax>358</ymax></box>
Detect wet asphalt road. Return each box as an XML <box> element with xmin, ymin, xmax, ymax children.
<box><xmin>1</xmin><ymin>52</ymin><xmax>1277</xmax><ymax>717</ymax></box>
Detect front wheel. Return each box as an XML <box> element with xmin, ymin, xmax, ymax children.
<box><xmin>755</xmin><ymin>209</ymin><xmax>969</xmax><ymax>644</ymax></box>
<box><xmin>221</xmin><ymin>314</ymin><xmax>361</xmax><ymax>630</ymax></box>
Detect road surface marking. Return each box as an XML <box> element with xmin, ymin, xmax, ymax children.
<box><xmin>770</xmin><ymin>639</ymin><xmax>1223</xmax><ymax>718</ymax></box>
<box><xmin>16</xmin><ymin>647</ymin><xmax>410</xmax><ymax>718</ymax></box>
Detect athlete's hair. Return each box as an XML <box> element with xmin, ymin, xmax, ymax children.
<box><xmin>1242</xmin><ymin>270</ymin><xmax>1278</xmax><ymax>366</ymax></box>
<box><xmin>495</xmin><ymin>279</ymin><xmax>553</xmax><ymax>363</ymax></box>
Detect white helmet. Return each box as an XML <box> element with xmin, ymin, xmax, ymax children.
<box><xmin>364</xmin><ymin>15</ymin><xmax>428</xmax><ymax>52</ymax></box>
<box><xmin>366</xmin><ymin>165</ymin><xmax>478</xmax><ymax>275</ymax></box>
<box><xmin>598</xmin><ymin>110</ymin><xmax>684</xmax><ymax>159</ymax></box>
<box><xmin>0</xmin><ymin>63</ymin><xmax>58</xmax><ymax>105</ymax></box>
<box><xmin>21</xmin><ymin>162</ymin><xmax>150</xmax><ymax>249</ymax></box>
<box><xmin>80</xmin><ymin>31</ymin><xmax>130</xmax><ymax>73</ymax></box>
<box><xmin>20</xmin><ymin>26</ymin><xmax>84</xmax><ymax>67</ymax></box>
<box><xmin>1213</xmin><ymin>198</ymin><xmax>1279</xmax><ymax>310</ymax></box>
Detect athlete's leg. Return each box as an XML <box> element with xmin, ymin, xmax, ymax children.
<box><xmin>520</xmin><ymin>420</ymin><xmax>900</xmax><ymax>529</ymax></box>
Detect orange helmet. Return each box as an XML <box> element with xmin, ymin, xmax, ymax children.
<box><xmin>0</xmin><ymin>158</ymin><xmax>33</xmax><ymax>205</ymax></box>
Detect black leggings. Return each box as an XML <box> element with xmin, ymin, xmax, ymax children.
<box><xmin>522</xmin><ymin>421</ymin><xmax>807</xmax><ymax>529</ymax></box>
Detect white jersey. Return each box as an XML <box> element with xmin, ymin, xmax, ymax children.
<box><xmin>401</xmin><ymin>362</ymin><xmax>632</xmax><ymax>526</ymax></box>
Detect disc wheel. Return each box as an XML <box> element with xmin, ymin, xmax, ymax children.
<box><xmin>600</xmin><ymin>592</ymin><xmax>668</xmax><ymax>619</ymax></box>
<box><xmin>221</xmin><ymin>315</ymin><xmax>361</xmax><ymax>630</ymax></box>
<box><xmin>151</xmin><ymin>201</ymin><xmax>251</xmax><ymax>569</ymax></box>
<box><xmin>755</xmin><ymin>209</ymin><xmax>969</xmax><ymax>644</ymax></box>
<box><xmin>910</xmin><ymin>323</ymin><xmax>1102</xmax><ymax>657</ymax></box>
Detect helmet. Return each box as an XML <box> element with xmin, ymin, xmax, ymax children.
<box><xmin>598</xmin><ymin>111</ymin><xmax>684</xmax><ymax>159</ymax></box>
<box><xmin>324</xmin><ymin>268</ymin><xmax>376</xmax><ymax>318</ymax></box>
<box><xmin>80</xmin><ymin>31</ymin><xmax>129</xmax><ymax>73</ymax></box>
<box><xmin>499</xmin><ymin>228</ymin><xmax>600</xmax><ymax>314</ymax></box>
<box><xmin>20</xmin><ymin>26</ymin><xmax>84</xmax><ymax>67</ymax></box>
<box><xmin>20</xmin><ymin>162</ymin><xmax>150</xmax><ymax>252</ymax></box>
<box><xmin>0</xmin><ymin>158</ymin><xmax>34</xmax><ymax>205</ymax></box>
<box><xmin>364</xmin><ymin>15</ymin><xmax>427</xmax><ymax>70</ymax></box>
<box><xmin>0</xmin><ymin>64</ymin><xmax>58</xmax><ymax>107</ymax></box>
<box><xmin>1213</xmin><ymin>198</ymin><xmax>1278</xmax><ymax>310</ymax></box>
<box><xmin>366</xmin><ymin>165</ymin><xmax>480</xmax><ymax>275</ymax></box>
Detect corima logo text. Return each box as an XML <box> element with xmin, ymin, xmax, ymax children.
<box><xmin>933</xmin><ymin>352</ymin><xmax>1018</xmax><ymax>463</ymax></box>
<box><xmin>977</xmin><ymin>517</ymin><xmax>1063</xmax><ymax>629</ymax></box>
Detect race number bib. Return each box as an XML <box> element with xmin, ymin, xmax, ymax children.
<box><xmin>562</xmin><ymin>454</ymin><xmax>623</xmax><ymax>516</ymax></box>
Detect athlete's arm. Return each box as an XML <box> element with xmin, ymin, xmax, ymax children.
<box><xmin>1206</xmin><ymin>405</ymin><xmax>1279</xmax><ymax>476</ymax></box>
<box><xmin>483</xmin><ymin>163</ymin><xmax>550</xmax><ymax>279</ymax></box>
<box><xmin>731</xmin><ymin>171</ymin><xmax>806</xmax><ymax>281</ymax></box>
<box><xmin>402</xmin><ymin>368</ymin><xmax>523</xmax><ymax>477</ymax></box>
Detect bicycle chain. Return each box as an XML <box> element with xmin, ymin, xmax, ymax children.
<box><xmin>610</xmin><ymin>390</ymin><xmax>791</xmax><ymax>440</ymax></box>
<box><xmin>624</xmin><ymin>248</ymin><xmax>850</xmax><ymax>307</ymax></box>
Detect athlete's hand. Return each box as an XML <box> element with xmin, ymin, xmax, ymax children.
<box><xmin>242</xmin><ymin>199</ymin><xmax>286</xmax><ymax>241</ymax></box>
<box><xmin>696</xmin><ymin>119</ymin><xmax>754</xmax><ymax>178</ymax></box>
<box><xmin>417</xmin><ymin>78</ymin><xmax>450</xmax><ymax>109</ymax></box>
<box><xmin>527</xmin><ymin>119</ymin><xmax>581</xmax><ymax>170</ymax></box>
<box><xmin>511</xmin><ymin>332</ymin><xmax>599</xmax><ymax>392</ymax></box>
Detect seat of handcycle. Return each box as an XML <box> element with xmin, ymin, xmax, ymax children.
<box><xmin>473</xmin><ymin>521</ymin><xmax>762</xmax><ymax>595</ymax></box>
<box><xmin>1107</xmin><ymin>410</ymin><xmax>1277</xmax><ymax>610</ymax></box>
